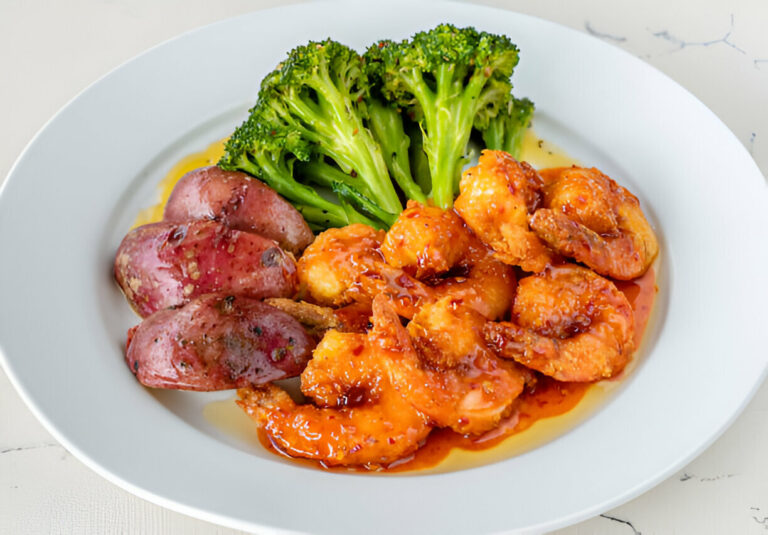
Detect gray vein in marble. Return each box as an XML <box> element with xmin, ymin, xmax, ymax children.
<box><xmin>599</xmin><ymin>514</ymin><xmax>641</xmax><ymax>534</ymax></box>
<box><xmin>753</xmin><ymin>515</ymin><xmax>768</xmax><ymax>529</ymax></box>
<box><xmin>679</xmin><ymin>472</ymin><xmax>736</xmax><ymax>482</ymax></box>
<box><xmin>649</xmin><ymin>14</ymin><xmax>746</xmax><ymax>55</ymax></box>
<box><xmin>1</xmin><ymin>442</ymin><xmax>60</xmax><ymax>455</ymax></box>
<box><xmin>584</xmin><ymin>21</ymin><xmax>627</xmax><ymax>43</ymax></box>
<box><xmin>749</xmin><ymin>133</ymin><xmax>756</xmax><ymax>155</ymax></box>
<box><xmin>755</xmin><ymin>59</ymin><xmax>768</xmax><ymax>69</ymax></box>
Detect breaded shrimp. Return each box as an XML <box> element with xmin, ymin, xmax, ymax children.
<box><xmin>455</xmin><ymin>150</ymin><xmax>554</xmax><ymax>272</ymax></box>
<box><xmin>381</xmin><ymin>201</ymin><xmax>516</xmax><ymax>320</ymax></box>
<box><xmin>483</xmin><ymin>264</ymin><xmax>635</xmax><ymax>382</ymax></box>
<box><xmin>298</xmin><ymin>217</ymin><xmax>514</xmax><ymax>320</ymax></box>
<box><xmin>297</xmin><ymin>223</ymin><xmax>432</xmax><ymax>318</ymax></box>
<box><xmin>300</xmin><ymin>331</ymin><xmax>375</xmax><ymax>407</ymax></box>
<box><xmin>237</xmin><ymin>326</ymin><xmax>430</xmax><ymax>468</ymax></box>
<box><xmin>381</xmin><ymin>201</ymin><xmax>471</xmax><ymax>278</ymax></box>
<box><xmin>530</xmin><ymin>167</ymin><xmax>658</xmax><ymax>280</ymax></box>
<box><xmin>237</xmin><ymin>383</ymin><xmax>430</xmax><ymax>468</ymax></box>
<box><xmin>297</xmin><ymin>224</ymin><xmax>385</xmax><ymax>306</ymax></box>
<box><xmin>374</xmin><ymin>296</ymin><xmax>525</xmax><ymax>435</ymax></box>
<box><xmin>431</xmin><ymin>239</ymin><xmax>516</xmax><ymax>321</ymax></box>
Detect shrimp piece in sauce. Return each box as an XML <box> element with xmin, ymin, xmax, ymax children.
<box><xmin>298</xmin><ymin>224</ymin><xmax>431</xmax><ymax>318</ymax></box>
<box><xmin>237</xmin><ymin>328</ymin><xmax>430</xmax><ymax>468</ymax></box>
<box><xmin>484</xmin><ymin>264</ymin><xmax>635</xmax><ymax>382</ymax></box>
<box><xmin>455</xmin><ymin>150</ymin><xmax>554</xmax><ymax>273</ymax></box>
<box><xmin>530</xmin><ymin>167</ymin><xmax>659</xmax><ymax>280</ymax></box>
<box><xmin>431</xmin><ymin>239</ymin><xmax>516</xmax><ymax>321</ymax></box>
<box><xmin>382</xmin><ymin>201</ymin><xmax>516</xmax><ymax>320</ymax></box>
<box><xmin>374</xmin><ymin>296</ymin><xmax>525</xmax><ymax>435</ymax></box>
<box><xmin>297</xmin><ymin>224</ymin><xmax>385</xmax><ymax>307</ymax></box>
<box><xmin>299</xmin><ymin>214</ymin><xmax>514</xmax><ymax>321</ymax></box>
<box><xmin>381</xmin><ymin>200</ymin><xmax>471</xmax><ymax>279</ymax></box>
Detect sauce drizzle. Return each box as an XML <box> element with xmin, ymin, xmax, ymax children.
<box><xmin>188</xmin><ymin>131</ymin><xmax>660</xmax><ymax>473</ymax></box>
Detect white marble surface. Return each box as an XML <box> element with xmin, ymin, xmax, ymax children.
<box><xmin>1</xmin><ymin>1</ymin><xmax>766</xmax><ymax>533</ymax></box>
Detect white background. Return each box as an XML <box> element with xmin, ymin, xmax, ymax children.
<box><xmin>1</xmin><ymin>1</ymin><xmax>766</xmax><ymax>533</ymax></box>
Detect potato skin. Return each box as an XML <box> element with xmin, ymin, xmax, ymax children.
<box><xmin>125</xmin><ymin>294</ymin><xmax>314</xmax><ymax>390</ymax></box>
<box><xmin>163</xmin><ymin>166</ymin><xmax>314</xmax><ymax>255</ymax></box>
<box><xmin>115</xmin><ymin>220</ymin><xmax>297</xmax><ymax>318</ymax></box>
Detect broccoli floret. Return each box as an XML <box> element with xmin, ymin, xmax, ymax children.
<box><xmin>219</xmin><ymin>38</ymin><xmax>405</xmax><ymax>230</ymax></box>
<box><xmin>257</xmin><ymin>39</ymin><xmax>402</xmax><ymax>214</ymax></box>
<box><xmin>367</xmin><ymin>25</ymin><xmax>520</xmax><ymax>208</ymax></box>
<box><xmin>221</xmin><ymin>27</ymin><xmax>533</xmax><ymax>230</ymax></box>
<box><xmin>219</xmin><ymin>109</ymin><xmax>383</xmax><ymax>229</ymax></box>
<box><xmin>479</xmin><ymin>96</ymin><xmax>534</xmax><ymax>160</ymax></box>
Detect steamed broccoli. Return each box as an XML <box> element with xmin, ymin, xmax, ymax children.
<box><xmin>479</xmin><ymin>96</ymin><xmax>534</xmax><ymax>160</ymax></box>
<box><xmin>218</xmin><ymin>110</ymin><xmax>382</xmax><ymax>229</ymax></box>
<box><xmin>364</xmin><ymin>99</ymin><xmax>427</xmax><ymax>203</ymax></box>
<box><xmin>219</xmin><ymin>39</ymin><xmax>402</xmax><ymax>229</ymax></box>
<box><xmin>366</xmin><ymin>24</ymin><xmax>521</xmax><ymax>209</ymax></box>
<box><xmin>220</xmin><ymin>26</ymin><xmax>533</xmax><ymax>231</ymax></box>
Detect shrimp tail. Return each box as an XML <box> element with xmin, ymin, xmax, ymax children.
<box><xmin>530</xmin><ymin>208</ymin><xmax>644</xmax><ymax>280</ymax></box>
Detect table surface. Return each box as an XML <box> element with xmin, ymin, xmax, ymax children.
<box><xmin>1</xmin><ymin>1</ymin><xmax>766</xmax><ymax>533</ymax></box>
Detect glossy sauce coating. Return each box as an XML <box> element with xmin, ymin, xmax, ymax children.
<box><xmin>381</xmin><ymin>201</ymin><xmax>470</xmax><ymax>278</ymax></box>
<box><xmin>238</xmin><ymin>312</ymin><xmax>434</xmax><ymax>468</ymax></box>
<box><xmin>298</xmin><ymin>212</ymin><xmax>515</xmax><ymax>321</ymax></box>
<box><xmin>531</xmin><ymin>167</ymin><xmax>659</xmax><ymax>280</ymax></box>
<box><xmin>455</xmin><ymin>150</ymin><xmax>553</xmax><ymax>273</ymax></box>
<box><xmin>253</xmin><ymin>266</ymin><xmax>656</xmax><ymax>472</ymax></box>
<box><xmin>484</xmin><ymin>264</ymin><xmax>635</xmax><ymax>382</ymax></box>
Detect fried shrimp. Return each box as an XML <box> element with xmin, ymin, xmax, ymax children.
<box><xmin>431</xmin><ymin>241</ymin><xmax>516</xmax><ymax>321</ymax></box>
<box><xmin>299</xmin><ymin>214</ymin><xmax>515</xmax><ymax>320</ymax></box>
<box><xmin>530</xmin><ymin>167</ymin><xmax>659</xmax><ymax>280</ymax></box>
<box><xmin>238</xmin><ymin>383</ymin><xmax>430</xmax><ymax>468</ymax></box>
<box><xmin>297</xmin><ymin>224</ymin><xmax>385</xmax><ymax>307</ymax></box>
<box><xmin>237</xmin><ymin>327</ymin><xmax>431</xmax><ymax>468</ymax></box>
<box><xmin>381</xmin><ymin>200</ymin><xmax>471</xmax><ymax>278</ymax></box>
<box><xmin>484</xmin><ymin>264</ymin><xmax>635</xmax><ymax>382</ymax></box>
<box><xmin>455</xmin><ymin>150</ymin><xmax>554</xmax><ymax>272</ymax></box>
<box><xmin>297</xmin><ymin>223</ymin><xmax>432</xmax><ymax>318</ymax></box>
<box><xmin>381</xmin><ymin>201</ymin><xmax>516</xmax><ymax>320</ymax></box>
<box><xmin>300</xmin><ymin>331</ymin><xmax>375</xmax><ymax>407</ymax></box>
<box><xmin>373</xmin><ymin>296</ymin><xmax>525</xmax><ymax>435</ymax></box>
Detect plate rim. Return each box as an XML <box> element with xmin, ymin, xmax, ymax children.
<box><xmin>1</xmin><ymin>1</ymin><xmax>767</xmax><ymax>533</ymax></box>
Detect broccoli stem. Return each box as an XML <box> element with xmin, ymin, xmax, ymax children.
<box><xmin>293</xmin><ymin>205</ymin><xmax>348</xmax><ymax>228</ymax></box>
<box><xmin>405</xmin><ymin>121</ymin><xmax>431</xmax><ymax>195</ymax></box>
<box><xmin>280</xmin><ymin>69</ymin><xmax>403</xmax><ymax>215</ymax></box>
<box><xmin>481</xmin><ymin>97</ymin><xmax>535</xmax><ymax>160</ymax></box>
<box><xmin>365</xmin><ymin>100</ymin><xmax>426</xmax><ymax>203</ymax></box>
<box><xmin>295</xmin><ymin>158</ymin><xmax>374</xmax><ymax>198</ymax></box>
<box><xmin>235</xmin><ymin>155</ymin><xmax>351</xmax><ymax>227</ymax></box>
<box><xmin>419</xmin><ymin>64</ymin><xmax>488</xmax><ymax>209</ymax></box>
<box><xmin>332</xmin><ymin>182</ymin><xmax>397</xmax><ymax>227</ymax></box>
<box><xmin>481</xmin><ymin>119</ymin><xmax>505</xmax><ymax>153</ymax></box>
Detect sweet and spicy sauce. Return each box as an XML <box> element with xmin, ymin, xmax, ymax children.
<box><xmin>192</xmin><ymin>130</ymin><xmax>659</xmax><ymax>473</ymax></box>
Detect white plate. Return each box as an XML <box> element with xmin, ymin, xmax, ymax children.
<box><xmin>1</xmin><ymin>1</ymin><xmax>766</xmax><ymax>533</ymax></box>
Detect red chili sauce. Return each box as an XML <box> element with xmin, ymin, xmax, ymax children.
<box><xmin>257</xmin><ymin>267</ymin><xmax>657</xmax><ymax>472</ymax></box>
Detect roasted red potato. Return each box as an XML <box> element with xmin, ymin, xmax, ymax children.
<box><xmin>125</xmin><ymin>294</ymin><xmax>314</xmax><ymax>390</ymax></box>
<box><xmin>163</xmin><ymin>166</ymin><xmax>314</xmax><ymax>255</ymax></box>
<box><xmin>115</xmin><ymin>220</ymin><xmax>297</xmax><ymax>317</ymax></box>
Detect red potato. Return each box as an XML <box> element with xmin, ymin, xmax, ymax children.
<box><xmin>163</xmin><ymin>166</ymin><xmax>314</xmax><ymax>255</ymax></box>
<box><xmin>115</xmin><ymin>220</ymin><xmax>297</xmax><ymax>318</ymax></box>
<box><xmin>125</xmin><ymin>294</ymin><xmax>314</xmax><ymax>390</ymax></box>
